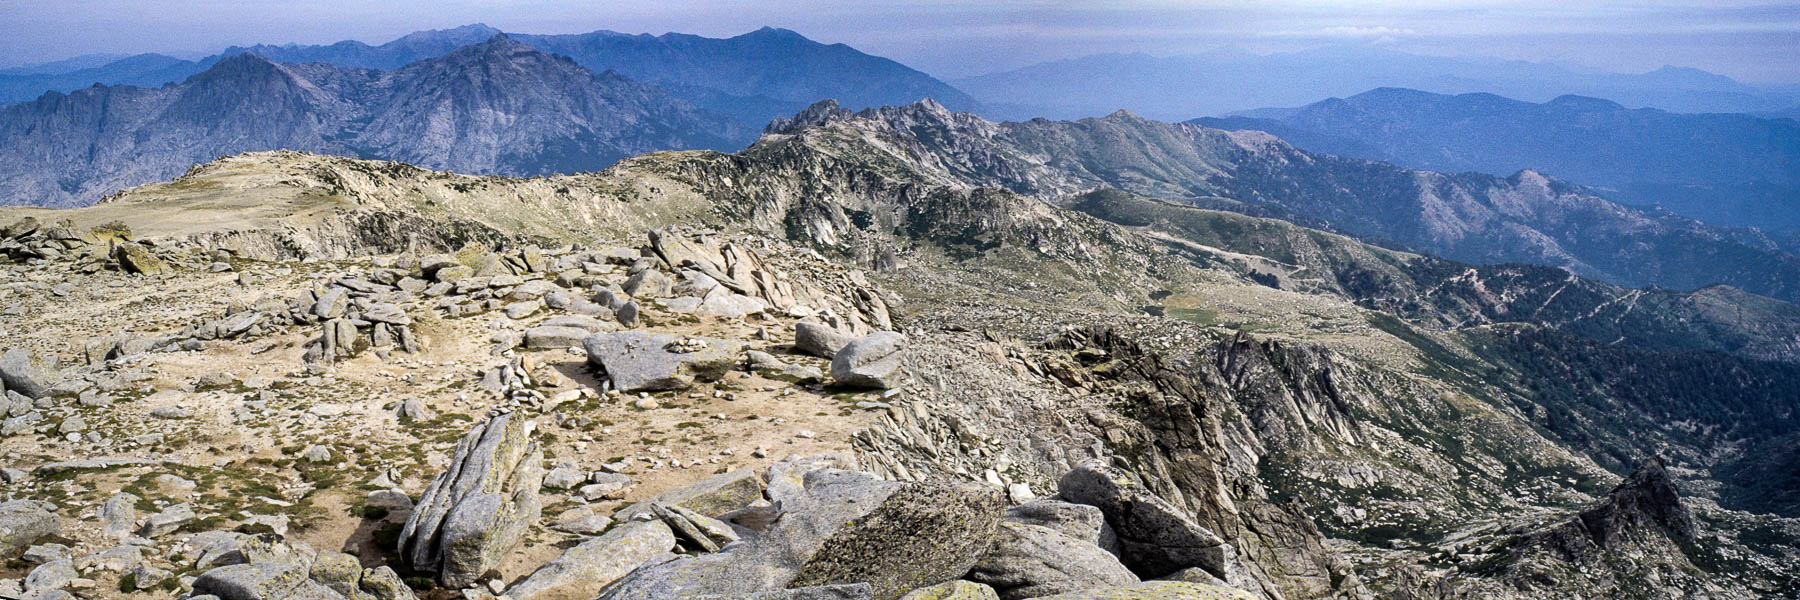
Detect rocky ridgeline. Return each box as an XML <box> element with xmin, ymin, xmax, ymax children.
<box><xmin>0</xmin><ymin>216</ymin><xmax>217</xmax><ymax>279</ymax></box>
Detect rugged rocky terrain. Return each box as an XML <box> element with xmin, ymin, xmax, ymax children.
<box><xmin>763</xmin><ymin>99</ymin><xmax>1800</xmax><ymax>305</ymax></box>
<box><xmin>0</xmin><ymin>100</ymin><xmax>1795</xmax><ymax>600</ymax></box>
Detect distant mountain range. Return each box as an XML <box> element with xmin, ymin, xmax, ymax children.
<box><xmin>953</xmin><ymin>46</ymin><xmax>1800</xmax><ymax>120</ymax></box>
<box><xmin>0</xmin><ymin>36</ymin><xmax>749</xmax><ymax>207</ymax></box>
<box><xmin>0</xmin><ymin>24</ymin><xmax>977</xmax><ymax>129</ymax></box>
<box><xmin>769</xmin><ymin>99</ymin><xmax>1800</xmax><ymax>303</ymax></box>
<box><xmin>1192</xmin><ymin>88</ymin><xmax>1800</xmax><ymax>232</ymax></box>
<box><xmin>509</xmin><ymin>27</ymin><xmax>980</xmax><ymax>128</ymax></box>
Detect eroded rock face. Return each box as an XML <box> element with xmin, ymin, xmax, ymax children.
<box><xmin>1029</xmin><ymin>580</ymin><xmax>1256</xmax><ymax>600</ymax></box>
<box><xmin>583</xmin><ymin>331</ymin><xmax>742</xmax><ymax>393</ymax></box>
<box><xmin>0</xmin><ymin>501</ymin><xmax>59</xmax><ymax>558</ymax></box>
<box><xmin>1510</xmin><ymin>456</ymin><xmax>1698</xmax><ymax>564</ymax></box>
<box><xmin>598</xmin><ymin>470</ymin><xmax>1002</xmax><ymax>600</ymax></box>
<box><xmin>0</xmin><ymin>349</ymin><xmax>59</xmax><ymax>400</ymax></box>
<box><xmin>398</xmin><ymin>413</ymin><xmax>544</xmax><ymax>588</ymax></box>
<box><xmin>1058</xmin><ymin>462</ymin><xmax>1229</xmax><ymax>580</ymax></box>
<box><xmin>506</xmin><ymin>519</ymin><xmax>676</xmax><ymax>600</ymax></box>
<box><xmin>830</xmin><ymin>331</ymin><xmax>908</xmax><ymax>389</ymax></box>
<box><xmin>965</xmin><ymin>521</ymin><xmax>1139</xmax><ymax>600</ymax></box>
<box><xmin>789</xmin><ymin>480</ymin><xmax>1006</xmax><ymax>598</ymax></box>
<box><xmin>796</xmin><ymin>321</ymin><xmax>853</xmax><ymax>358</ymax></box>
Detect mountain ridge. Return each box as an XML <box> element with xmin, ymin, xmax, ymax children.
<box><xmin>953</xmin><ymin>47</ymin><xmax>1800</xmax><ymax>120</ymax></box>
<box><xmin>764</xmin><ymin>99</ymin><xmax>1800</xmax><ymax>304</ymax></box>
<box><xmin>0</xmin><ymin>35</ymin><xmax>751</xmax><ymax>207</ymax></box>
<box><xmin>1192</xmin><ymin>87</ymin><xmax>1800</xmax><ymax>232</ymax></box>
<box><xmin>0</xmin><ymin>24</ymin><xmax>980</xmax><ymax>130</ymax></box>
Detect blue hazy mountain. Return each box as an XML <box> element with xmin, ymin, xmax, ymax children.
<box><xmin>0</xmin><ymin>25</ymin><xmax>979</xmax><ymax>129</ymax></box>
<box><xmin>1191</xmin><ymin>88</ymin><xmax>1800</xmax><ymax>232</ymax></box>
<box><xmin>954</xmin><ymin>46</ymin><xmax>1800</xmax><ymax>121</ymax></box>
<box><xmin>0</xmin><ymin>53</ymin><xmax>132</xmax><ymax>76</ymax></box>
<box><xmin>510</xmin><ymin>26</ymin><xmax>980</xmax><ymax>127</ymax></box>
<box><xmin>0</xmin><ymin>36</ymin><xmax>752</xmax><ymax>207</ymax></box>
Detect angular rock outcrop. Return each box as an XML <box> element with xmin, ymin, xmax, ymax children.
<box><xmin>398</xmin><ymin>413</ymin><xmax>544</xmax><ymax>588</ymax></box>
<box><xmin>1030</xmin><ymin>580</ymin><xmax>1255</xmax><ymax>599</ymax></box>
<box><xmin>966</xmin><ymin>521</ymin><xmax>1139</xmax><ymax>600</ymax></box>
<box><xmin>617</xmin><ymin>467</ymin><xmax>766</xmax><ymax>519</ymax></box>
<box><xmin>0</xmin><ymin>349</ymin><xmax>59</xmax><ymax>399</ymax></box>
<box><xmin>788</xmin><ymin>480</ymin><xmax>1005</xmax><ymax>597</ymax></box>
<box><xmin>598</xmin><ymin>469</ymin><xmax>1004</xmax><ymax>600</ymax></box>
<box><xmin>796</xmin><ymin>321</ymin><xmax>853</xmax><ymax>358</ymax></box>
<box><xmin>1058</xmin><ymin>462</ymin><xmax>1229</xmax><ymax>580</ymax></box>
<box><xmin>0</xmin><ymin>501</ymin><xmax>59</xmax><ymax>558</ymax></box>
<box><xmin>900</xmin><ymin>581</ymin><xmax>1000</xmax><ymax>600</ymax></box>
<box><xmin>506</xmin><ymin>519</ymin><xmax>676</xmax><ymax>600</ymax></box>
<box><xmin>830</xmin><ymin>331</ymin><xmax>908</xmax><ymax>389</ymax></box>
<box><xmin>1511</xmin><ymin>456</ymin><xmax>1698</xmax><ymax>564</ymax></box>
<box><xmin>583</xmin><ymin>331</ymin><xmax>742</xmax><ymax>393</ymax></box>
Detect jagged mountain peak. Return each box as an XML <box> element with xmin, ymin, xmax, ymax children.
<box><xmin>764</xmin><ymin>98</ymin><xmax>852</xmax><ymax>134</ymax></box>
<box><xmin>1581</xmin><ymin>456</ymin><xmax>1696</xmax><ymax>545</ymax></box>
<box><xmin>187</xmin><ymin>52</ymin><xmax>286</xmax><ymax>81</ymax></box>
<box><xmin>1100</xmin><ymin>108</ymin><xmax>1147</xmax><ymax>122</ymax></box>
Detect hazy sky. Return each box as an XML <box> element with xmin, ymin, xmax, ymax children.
<box><xmin>2</xmin><ymin>0</ymin><xmax>1796</xmax><ymax>83</ymax></box>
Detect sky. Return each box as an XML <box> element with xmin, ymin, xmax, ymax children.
<box><xmin>1</xmin><ymin>0</ymin><xmax>1796</xmax><ymax>83</ymax></box>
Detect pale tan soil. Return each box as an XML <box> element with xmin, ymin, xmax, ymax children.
<box><xmin>0</xmin><ymin>246</ymin><xmax>882</xmax><ymax>593</ymax></box>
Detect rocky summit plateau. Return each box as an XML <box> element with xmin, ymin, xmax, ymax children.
<box><xmin>0</xmin><ymin>92</ymin><xmax>1794</xmax><ymax>600</ymax></box>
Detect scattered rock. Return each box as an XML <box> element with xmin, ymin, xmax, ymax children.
<box><xmin>366</xmin><ymin>489</ymin><xmax>414</xmax><ymax>511</ymax></box>
<box><xmin>524</xmin><ymin>326</ymin><xmax>591</xmax><ymax>350</ymax></box>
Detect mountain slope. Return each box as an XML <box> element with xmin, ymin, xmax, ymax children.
<box><xmin>0</xmin><ymin>36</ymin><xmax>750</xmax><ymax>207</ymax></box>
<box><xmin>218</xmin><ymin>23</ymin><xmax>504</xmax><ymax>70</ymax></box>
<box><xmin>763</xmin><ymin>99</ymin><xmax>1800</xmax><ymax>304</ymax></box>
<box><xmin>511</xmin><ymin>26</ymin><xmax>980</xmax><ymax>126</ymax></box>
<box><xmin>1193</xmin><ymin>88</ymin><xmax>1800</xmax><ymax>231</ymax></box>
<box><xmin>954</xmin><ymin>48</ymin><xmax>1800</xmax><ymax>121</ymax></box>
<box><xmin>0</xmin><ymin>25</ymin><xmax>508</xmax><ymax>106</ymax></box>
